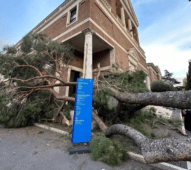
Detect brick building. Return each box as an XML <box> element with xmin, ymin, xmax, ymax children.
<box><xmin>147</xmin><ymin>63</ymin><xmax>162</xmax><ymax>82</ymax></box>
<box><xmin>14</xmin><ymin>0</ymin><xmax>153</xmax><ymax>96</ymax></box>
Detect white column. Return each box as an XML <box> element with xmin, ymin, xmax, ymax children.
<box><xmin>146</xmin><ymin>76</ymin><xmax>151</xmax><ymax>91</ymax></box>
<box><xmin>128</xmin><ymin>19</ymin><xmax>133</xmax><ymax>36</ymax></box>
<box><xmin>110</xmin><ymin>49</ymin><xmax>115</xmax><ymax>67</ymax></box>
<box><xmin>54</xmin><ymin>72</ymin><xmax>60</xmax><ymax>93</ymax></box>
<box><xmin>82</xmin><ymin>28</ymin><xmax>94</xmax><ymax>79</ymax></box>
<box><xmin>120</xmin><ymin>7</ymin><xmax>126</xmax><ymax>27</ymax></box>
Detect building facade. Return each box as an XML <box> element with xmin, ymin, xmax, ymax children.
<box><xmin>147</xmin><ymin>63</ymin><xmax>162</xmax><ymax>83</ymax></box>
<box><xmin>15</xmin><ymin>0</ymin><xmax>153</xmax><ymax>96</ymax></box>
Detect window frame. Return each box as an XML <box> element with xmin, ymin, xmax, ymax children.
<box><xmin>66</xmin><ymin>4</ymin><xmax>79</xmax><ymax>27</ymax></box>
<box><xmin>70</xmin><ymin>7</ymin><xmax>77</xmax><ymax>23</ymax></box>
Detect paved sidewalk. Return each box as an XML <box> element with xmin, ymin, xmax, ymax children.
<box><xmin>0</xmin><ymin>125</ymin><xmax>161</xmax><ymax>170</ymax></box>
<box><xmin>171</xmin><ymin>109</ymin><xmax>182</xmax><ymax>119</ymax></box>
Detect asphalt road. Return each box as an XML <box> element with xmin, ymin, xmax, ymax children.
<box><xmin>0</xmin><ymin>125</ymin><xmax>161</xmax><ymax>170</ymax></box>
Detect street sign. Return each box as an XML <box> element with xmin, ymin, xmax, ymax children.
<box><xmin>71</xmin><ymin>78</ymin><xmax>93</xmax><ymax>143</ymax></box>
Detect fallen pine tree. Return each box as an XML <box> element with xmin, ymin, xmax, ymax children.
<box><xmin>1</xmin><ymin>33</ymin><xmax>191</xmax><ymax>164</ymax></box>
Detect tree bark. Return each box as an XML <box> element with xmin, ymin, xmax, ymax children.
<box><xmin>105</xmin><ymin>124</ymin><xmax>148</xmax><ymax>148</ymax></box>
<box><xmin>92</xmin><ymin>110</ymin><xmax>108</xmax><ymax>131</ymax></box>
<box><xmin>104</xmin><ymin>124</ymin><xmax>191</xmax><ymax>164</ymax></box>
<box><xmin>55</xmin><ymin>101</ymin><xmax>66</xmax><ymax>117</ymax></box>
<box><xmin>141</xmin><ymin>136</ymin><xmax>191</xmax><ymax>164</ymax></box>
<box><xmin>108</xmin><ymin>88</ymin><xmax>191</xmax><ymax>109</ymax></box>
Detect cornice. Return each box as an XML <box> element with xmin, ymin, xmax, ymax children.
<box><xmin>121</xmin><ymin>0</ymin><xmax>139</xmax><ymax>27</ymax></box>
<box><xmin>147</xmin><ymin>63</ymin><xmax>159</xmax><ymax>74</ymax></box>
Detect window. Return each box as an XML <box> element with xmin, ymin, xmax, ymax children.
<box><xmin>66</xmin><ymin>5</ymin><xmax>78</xmax><ymax>27</ymax></box>
<box><xmin>70</xmin><ymin>7</ymin><xmax>76</xmax><ymax>23</ymax></box>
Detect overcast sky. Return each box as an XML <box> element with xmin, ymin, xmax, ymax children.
<box><xmin>132</xmin><ymin>0</ymin><xmax>191</xmax><ymax>84</ymax></box>
<box><xmin>0</xmin><ymin>0</ymin><xmax>191</xmax><ymax>84</ymax></box>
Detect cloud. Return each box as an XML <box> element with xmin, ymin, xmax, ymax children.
<box><xmin>137</xmin><ymin>1</ymin><xmax>191</xmax><ymax>82</ymax></box>
<box><xmin>144</xmin><ymin>44</ymin><xmax>190</xmax><ymax>73</ymax></box>
<box><xmin>174</xmin><ymin>76</ymin><xmax>186</xmax><ymax>86</ymax></box>
<box><xmin>143</xmin><ymin>44</ymin><xmax>189</xmax><ymax>86</ymax></box>
<box><xmin>140</xmin><ymin>2</ymin><xmax>190</xmax><ymax>45</ymax></box>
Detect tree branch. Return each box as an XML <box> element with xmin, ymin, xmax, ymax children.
<box><xmin>10</xmin><ymin>75</ymin><xmax>77</xmax><ymax>86</ymax></box>
<box><xmin>106</xmin><ymin>87</ymin><xmax>191</xmax><ymax>109</ymax></box>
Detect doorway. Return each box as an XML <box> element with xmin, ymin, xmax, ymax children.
<box><xmin>69</xmin><ymin>70</ymin><xmax>80</xmax><ymax>97</ymax></box>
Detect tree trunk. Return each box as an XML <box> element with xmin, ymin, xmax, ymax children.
<box><xmin>105</xmin><ymin>124</ymin><xmax>148</xmax><ymax>147</ymax></box>
<box><xmin>104</xmin><ymin>124</ymin><xmax>191</xmax><ymax>164</ymax></box>
<box><xmin>141</xmin><ymin>136</ymin><xmax>191</xmax><ymax>164</ymax></box>
<box><xmin>108</xmin><ymin>88</ymin><xmax>191</xmax><ymax>109</ymax></box>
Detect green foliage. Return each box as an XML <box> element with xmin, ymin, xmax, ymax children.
<box><xmin>151</xmin><ymin>80</ymin><xmax>175</xmax><ymax>92</ymax></box>
<box><xmin>118</xmin><ymin>103</ymin><xmax>147</xmax><ymax>122</ymax></box>
<box><xmin>126</xmin><ymin>108</ymin><xmax>158</xmax><ymax>139</ymax></box>
<box><xmin>0</xmin><ymin>91</ymin><xmax>57</xmax><ymax>128</ymax></box>
<box><xmin>90</xmin><ymin>134</ymin><xmax>129</xmax><ymax>166</ymax></box>
<box><xmin>38</xmin><ymin>130</ymin><xmax>44</xmax><ymax>134</ymax></box>
<box><xmin>103</xmin><ymin>70</ymin><xmax>149</xmax><ymax>93</ymax></box>
<box><xmin>21</xmin><ymin>34</ymin><xmax>33</xmax><ymax>53</ymax></box>
<box><xmin>162</xmin><ymin>70</ymin><xmax>180</xmax><ymax>85</ymax></box>
<box><xmin>0</xmin><ymin>33</ymin><xmax>76</xmax><ymax>128</ymax></box>
<box><xmin>0</xmin><ymin>33</ymin><xmax>75</xmax><ymax>81</ymax></box>
<box><xmin>168</xmin><ymin>118</ymin><xmax>182</xmax><ymax>127</ymax></box>
<box><xmin>93</xmin><ymin>70</ymin><xmax>149</xmax><ymax>124</ymax></box>
<box><xmin>93</xmin><ymin>90</ymin><xmax>116</xmax><ymax>124</ymax></box>
<box><xmin>124</xmin><ymin>107</ymin><xmax>182</xmax><ymax>139</ymax></box>
<box><xmin>158</xmin><ymin>116</ymin><xmax>182</xmax><ymax>128</ymax></box>
<box><xmin>0</xmin><ymin>92</ymin><xmax>9</xmax><ymax>124</ymax></box>
<box><xmin>3</xmin><ymin>45</ymin><xmax>17</xmax><ymax>54</ymax></box>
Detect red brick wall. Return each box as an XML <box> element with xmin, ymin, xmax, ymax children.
<box><xmin>93</xmin><ymin>49</ymin><xmax>110</xmax><ymax>69</ymax></box>
<box><xmin>91</xmin><ymin>2</ymin><xmax>113</xmax><ymax>36</ymax></box>
<box><xmin>110</xmin><ymin>0</ymin><xmax>117</xmax><ymax>17</ymax></box>
<box><xmin>148</xmin><ymin>66</ymin><xmax>160</xmax><ymax>82</ymax></box>
<box><xmin>112</xmin><ymin>24</ymin><xmax>134</xmax><ymax>50</ymax></box>
<box><xmin>42</xmin><ymin>0</ymin><xmax>90</xmax><ymax>40</ymax></box>
<box><xmin>40</xmin><ymin>0</ymin><xmax>147</xmax><ymax>74</ymax></box>
<box><xmin>70</xmin><ymin>50</ymin><xmax>84</xmax><ymax>69</ymax></box>
<box><xmin>90</xmin><ymin>1</ymin><xmax>147</xmax><ymax>72</ymax></box>
<box><xmin>115</xmin><ymin>46</ymin><xmax>129</xmax><ymax>70</ymax></box>
<box><xmin>138</xmin><ymin>64</ymin><xmax>147</xmax><ymax>73</ymax></box>
<box><xmin>91</xmin><ymin>1</ymin><xmax>133</xmax><ymax>50</ymax></box>
<box><xmin>57</xmin><ymin>22</ymin><xmax>90</xmax><ymax>42</ymax></box>
<box><xmin>137</xmin><ymin>50</ymin><xmax>147</xmax><ymax>68</ymax></box>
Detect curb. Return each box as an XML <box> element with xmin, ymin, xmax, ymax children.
<box><xmin>35</xmin><ymin>123</ymin><xmax>69</xmax><ymax>135</ymax></box>
<box><xmin>35</xmin><ymin>123</ymin><xmax>187</xmax><ymax>170</ymax></box>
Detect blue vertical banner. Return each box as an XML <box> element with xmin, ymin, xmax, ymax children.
<box><xmin>71</xmin><ymin>78</ymin><xmax>93</xmax><ymax>143</ymax></box>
